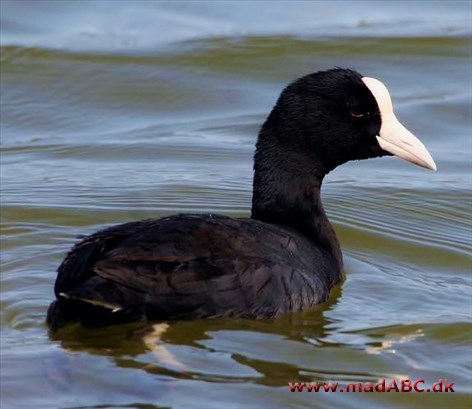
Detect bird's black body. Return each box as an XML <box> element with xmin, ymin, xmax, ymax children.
<box><xmin>47</xmin><ymin>214</ymin><xmax>341</xmax><ymax>329</ymax></box>
<box><xmin>48</xmin><ymin>68</ymin><xmax>429</xmax><ymax>331</ymax></box>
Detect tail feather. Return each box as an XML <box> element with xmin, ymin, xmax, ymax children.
<box><xmin>59</xmin><ymin>292</ymin><xmax>123</xmax><ymax>313</ymax></box>
<box><xmin>47</xmin><ymin>276</ymin><xmax>145</xmax><ymax>331</ymax></box>
<box><xmin>46</xmin><ymin>299</ymin><xmax>75</xmax><ymax>332</ymax></box>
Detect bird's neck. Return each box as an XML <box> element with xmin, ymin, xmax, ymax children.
<box><xmin>251</xmin><ymin>137</ymin><xmax>343</xmax><ymax>272</ymax></box>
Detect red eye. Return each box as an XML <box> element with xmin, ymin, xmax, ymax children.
<box><xmin>349</xmin><ymin>108</ymin><xmax>364</xmax><ymax>118</ymax></box>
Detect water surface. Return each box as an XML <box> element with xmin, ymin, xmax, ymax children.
<box><xmin>1</xmin><ymin>2</ymin><xmax>471</xmax><ymax>408</ymax></box>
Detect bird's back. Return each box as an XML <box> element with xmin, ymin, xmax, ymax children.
<box><xmin>47</xmin><ymin>214</ymin><xmax>341</xmax><ymax>330</ymax></box>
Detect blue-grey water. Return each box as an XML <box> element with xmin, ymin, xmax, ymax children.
<box><xmin>1</xmin><ymin>1</ymin><xmax>471</xmax><ymax>408</ymax></box>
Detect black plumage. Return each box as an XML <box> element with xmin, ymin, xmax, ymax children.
<box><xmin>48</xmin><ymin>214</ymin><xmax>340</xmax><ymax>329</ymax></box>
<box><xmin>47</xmin><ymin>68</ymin><xmax>431</xmax><ymax>330</ymax></box>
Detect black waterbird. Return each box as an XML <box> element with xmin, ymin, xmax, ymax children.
<box><xmin>47</xmin><ymin>68</ymin><xmax>436</xmax><ymax>331</ymax></box>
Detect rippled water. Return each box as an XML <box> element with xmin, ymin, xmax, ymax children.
<box><xmin>1</xmin><ymin>1</ymin><xmax>471</xmax><ymax>408</ymax></box>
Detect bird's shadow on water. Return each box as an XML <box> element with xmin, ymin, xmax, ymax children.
<box><xmin>44</xmin><ymin>284</ymin><xmax>343</xmax><ymax>388</ymax></box>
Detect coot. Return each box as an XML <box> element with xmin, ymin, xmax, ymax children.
<box><xmin>47</xmin><ymin>68</ymin><xmax>436</xmax><ymax>330</ymax></box>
